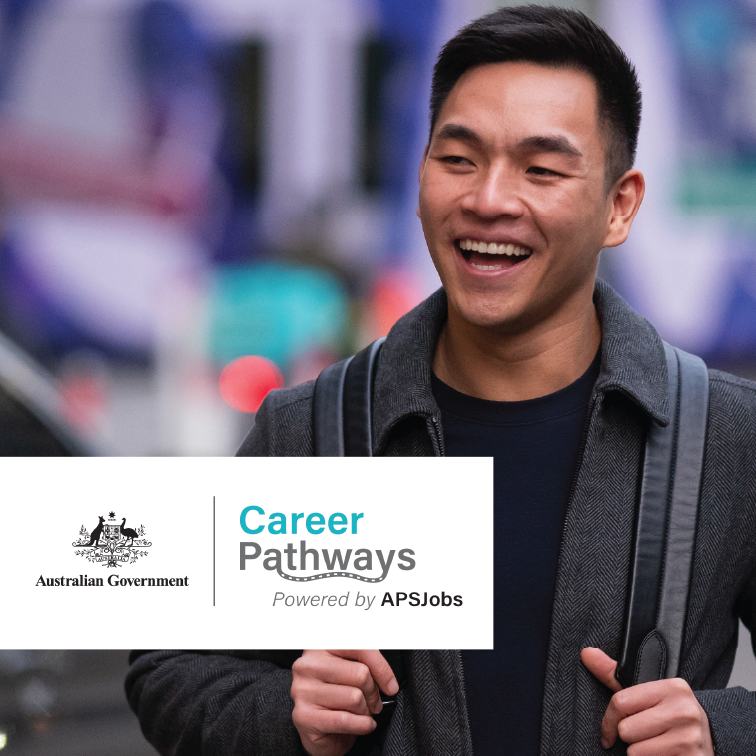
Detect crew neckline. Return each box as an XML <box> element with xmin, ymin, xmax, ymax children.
<box><xmin>431</xmin><ymin>348</ymin><xmax>601</xmax><ymax>426</ymax></box>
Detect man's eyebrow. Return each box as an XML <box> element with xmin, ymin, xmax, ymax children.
<box><xmin>433</xmin><ymin>128</ymin><xmax>583</xmax><ymax>159</ymax></box>
<box><xmin>433</xmin><ymin>123</ymin><xmax>484</xmax><ymax>146</ymax></box>
<box><xmin>517</xmin><ymin>135</ymin><xmax>583</xmax><ymax>158</ymax></box>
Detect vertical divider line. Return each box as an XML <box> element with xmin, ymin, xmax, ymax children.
<box><xmin>213</xmin><ymin>496</ymin><xmax>216</xmax><ymax>607</ymax></box>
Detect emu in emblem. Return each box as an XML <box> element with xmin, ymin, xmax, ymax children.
<box><xmin>120</xmin><ymin>519</ymin><xmax>139</xmax><ymax>547</ymax></box>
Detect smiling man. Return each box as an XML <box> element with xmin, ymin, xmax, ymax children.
<box><xmin>127</xmin><ymin>6</ymin><xmax>756</xmax><ymax>756</ymax></box>
<box><xmin>423</xmin><ymin>60</ymin><xmax>616</xmax><ymax>404</ymax></box>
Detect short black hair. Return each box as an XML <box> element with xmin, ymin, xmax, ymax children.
<box><xmin>429</xmin><ymin>5</ymin><xmax>641</xmax><ymax>189</ymax></box>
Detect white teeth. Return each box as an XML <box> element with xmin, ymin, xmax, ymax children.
<box><xmin>459</xmin><ymin>239</ymin><xmax>531</xmax><ymax>257</ymax></box>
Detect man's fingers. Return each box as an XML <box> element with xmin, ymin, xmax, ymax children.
<box><xmin>303</xmin><ymin>654</ymin><xmax>378</xmax><ymax>693</ymax></box>
<box><xmin>624</xmin><ymin>731</ymin><xmax>679</xmax><ymax>756</ymax></box>
<box><xmin>617</xmin><ymin>705</ymin><xmax>671</xmax><ymax>744</ymax></box>
<box><xmin>601</xmin><ymin>682</ymin><xmax>670</xmax><ymax>748</ymax></box>
<box><xmin>291</xmin><ymin>651</ymin><xmax>396</xmax><ymax>756</ymax></box>
<box><xmin>294</xmin><ymin>652</ymin><xmax>381</xmax><ymax>715</ymax></box>
<box><xmin>624</xmin><ymin>728</ymin><xmax>709</xmax><ymax>756</ymax></box>
<box><xmin>309</xmin><ymin>684</ymin><xmax>374</xmax><ymax>718</ymax></box>
<box><xmin>316</xmin><ymin>709</ymin><xmax>377</xmax><ymax>737</ymax></box>
<box><xmin>293</xmin><ymin>706</ymin><xmax>377</xmax><ymax>738</ymax></box>
<box><xmin>329</xmin><ymin>650</ymin><xmax>400</xmax><ymax>697</ymax></box>
<box><xmin>581</xmin><ymin>647</ymin><xmax>622</xmax><ymax>693</ymax></box>
<box><xmin>601</xmin><ymin>693</ymin><xmax>626</xmax><ymax>748</ymax></box>
<box><xmin>581</xmin><ymin>647</ymin><xmax>622</xmax><ymax>748</ymax></box>
<box><xmin>321</xmin><ymin>655</ymin><xmax>380</xmax><ymax>714</ymax></box>
<box><xmin>580</xmin><ymin>656</ymin><xmax>713</xmax><ymax>756</ymax></box>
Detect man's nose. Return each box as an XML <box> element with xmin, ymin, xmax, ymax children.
<box><xmin>462</xmin><ymin>167</ymin><xmax>525</xmax><ymax>218</ymax></box>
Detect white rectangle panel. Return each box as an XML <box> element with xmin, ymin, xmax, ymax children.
<box><xmin>0</xmin><ymin>458</ymin><xmax>493</xmax><ymax>650</ymax></box>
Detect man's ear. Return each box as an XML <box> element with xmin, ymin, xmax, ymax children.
<box><xmin>417</xmin><ymin>145</ymin><xmax>429</xmax><ymax>218</ymax></box>
<box><xmin>602</xmin><ymin>169</ymin><xmax>645</xmax><ymax>248</ymax></box>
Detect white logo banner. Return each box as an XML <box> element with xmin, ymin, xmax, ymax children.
<box><xmin>0</xmin><ymin>458</ymin><xmax>493</xmax><ymax>649</ymax></box>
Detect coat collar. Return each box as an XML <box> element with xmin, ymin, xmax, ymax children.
<box><xmin>372</xmin><ymin>280</ymin><xmax>670</xmax><ymax>452</ymax></box>
<box><xmin>592</xmin><ymin>280</ymin><xmax>670</xmax><ymax>425</ymax></box>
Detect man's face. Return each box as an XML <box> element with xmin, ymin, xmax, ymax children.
<box><xmin>418</xmin><ymin>61</ymin><xmax>617</xmax><ymax>334</ymax></box>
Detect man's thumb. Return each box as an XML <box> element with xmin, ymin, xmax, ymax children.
<box><xmin>581</xmin><ymin>647</ymin><xmax>623</xmax><ymax>693</ymax></box>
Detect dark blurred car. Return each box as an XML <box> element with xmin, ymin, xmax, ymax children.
<box><xmin>0</xmin><ymin>330</ymin><xmax>96</xmax><ymax>456</ymax></box>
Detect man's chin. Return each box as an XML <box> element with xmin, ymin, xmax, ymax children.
<box><xmin>450</xmin><ymin>296</ymin><xmax>528</xmax><ymax>333</ymax></box>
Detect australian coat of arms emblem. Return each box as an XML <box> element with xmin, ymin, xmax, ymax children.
<box><xmin>73</xmin><ymin>512</ymin><xmax>152</xmax><ymax>568</ymax></box>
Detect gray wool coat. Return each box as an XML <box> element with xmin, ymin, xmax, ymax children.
<box><xmin>127</xmin><ymin>281</ymin><xmax>756</xmax><ymax>755</ymax></box>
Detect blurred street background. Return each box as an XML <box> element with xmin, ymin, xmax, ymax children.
<box><xmin>1</xmin><ymin>0</ymin><xmax>756</xmax><ymax>753</ymax></box>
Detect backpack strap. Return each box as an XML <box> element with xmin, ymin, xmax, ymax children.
<box><xmin>311</xmin><ymin>336</ymin><xmax>403</xmax><ymax>692</ymax></box>
<box><xmin>312</xmin><ymin>338</ymin><xmax>385</xmax><ymax>456</ymax></box>
<box><xmin>616</xmin><ymin>343</ymin><xmax>709</xmax><ymax>687</ymax></box>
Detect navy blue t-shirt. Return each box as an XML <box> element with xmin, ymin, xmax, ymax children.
<box><xmin>431</xmin><ymin>350</ymin><xmax>600</xmax><ymax>756</ymax></box>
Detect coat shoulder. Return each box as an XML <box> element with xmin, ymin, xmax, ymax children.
<box><xmin>236</xmin><ymin>381</ymin><xmax>315</xmax><ymax>456</ymax></box>
<box><xmin>708</xmin><ymin>368</ymin><xmax>756</xmax><ymax>412</ymax></box>
<box><xmin>704</xmin><ymin>369</ymin><xmax>756</xmax><ymax>485</ymax></box>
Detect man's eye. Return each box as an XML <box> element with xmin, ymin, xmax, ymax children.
<box><xmin>442</xmin><ymin>155</ymin><xmax>472</xmax><ymax>166</ymax></box>
<box><xmin>528</xmin><ymin>166</ymin><xmax>560</xmax><ymax>176</ymax></box>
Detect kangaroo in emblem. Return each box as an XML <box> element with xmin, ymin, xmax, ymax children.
<box><xmin>86</xmin><ymin>516</ymin><xmax>105</xmax><ymax>546</ymax></box>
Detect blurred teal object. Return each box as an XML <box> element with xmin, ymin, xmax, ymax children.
<box><xmin>208</xmin><ymin>263</ymin><xmax>349</xmax><ymax>368</ymax></box>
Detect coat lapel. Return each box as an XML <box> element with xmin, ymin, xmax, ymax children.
<box><xmin>540</xmin><ymin>392</ymin><xmax>645</xmax><ymax>755</ymax></box>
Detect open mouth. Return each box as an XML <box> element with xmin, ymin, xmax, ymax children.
<box><xmin>457</xmin><ymin>238</ymin><xmax>533</xmax><ymax>271</ymax></box>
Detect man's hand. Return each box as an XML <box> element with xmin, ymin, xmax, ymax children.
<box><xmin>582</xmin><ymin>647</ymin><xmax>714</xmax><ymax>755</ymax></box>
<box><xmin>291</xmin><ymin>649</ymin><xmax>399</xmax><ymax>756</ymax></box>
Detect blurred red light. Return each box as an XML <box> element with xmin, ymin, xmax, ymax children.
<box><xmin>219</xmin><ymin>356</ymin><xmax>284</xmax><ymax>413</ymax></box>
<box><xmin>369</xmin><ymin>271</ymin><xmax>422</xmax><ymax>339</ymax></box>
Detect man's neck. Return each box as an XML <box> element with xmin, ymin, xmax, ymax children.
<box><xmin>432</xmin><ymin>295</ymin><xmax>601</xmax><ymax>403</ymax></box>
